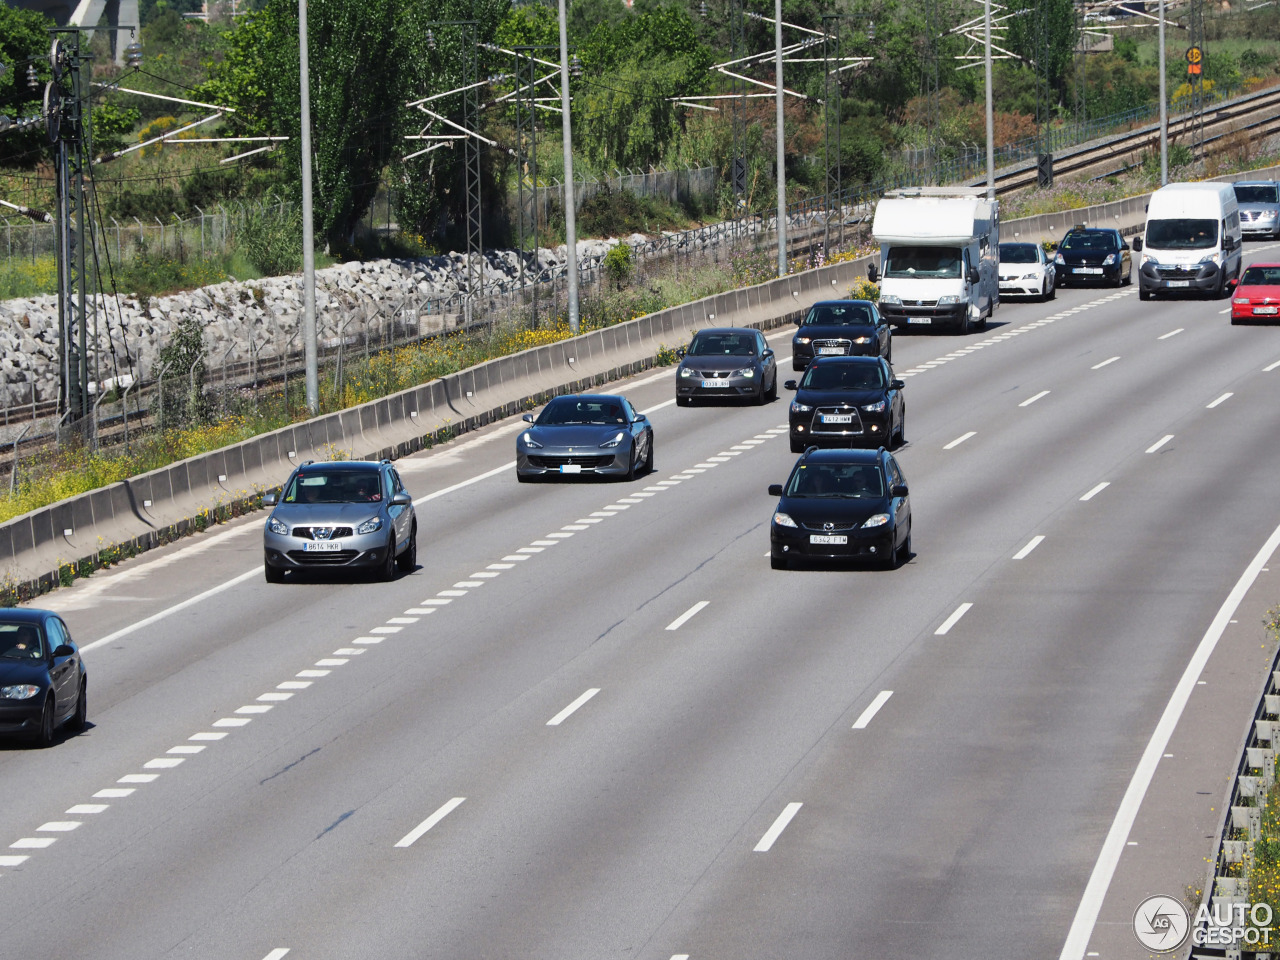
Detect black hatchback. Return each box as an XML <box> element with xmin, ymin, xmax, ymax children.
<box><xmin>768</xmin><ymin>447</ymin><xmax>912</xmax><ymax>570</ymax></box>
<box><xmin>791</xmin><ymin>299</ymin><xmax>892</xmax><ymax>370</ymax></box>
<box><xmin>0</xmin><ymin>609</ymin><xmax>87</xmax><ymax>747</ymax></box>
<box><xmin>785</xmin><ymin>355</ymin><xmax>905</xmax><ymax>453</ymax></box>
<box><xmin>1053</xmin><ymin>227</ymin><xmax>1132</xmax><ymax>287</ymax></box>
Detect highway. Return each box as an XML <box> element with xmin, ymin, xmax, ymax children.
<box><xmin>3</xmin><ymin>248</ymin><xmax>1280</xmax><ymax>960</ymax></box>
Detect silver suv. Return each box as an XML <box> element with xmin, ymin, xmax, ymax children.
<box><xmin>262</xmin><ymin>460</ymin><xmax>417</xmax><ymax>582</ymax></box>
<box><xmin>1234</xmin><ymin>181</ymin><xmax>1280</xmax><ymax>240</ymax></box>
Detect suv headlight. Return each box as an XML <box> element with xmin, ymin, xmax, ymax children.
<box><xmin>862</xmin><ymin>513</ymin><xmax>890</xmax><ymax>528</ymax></box>
<box><xmin>790</xmin><ymin>401</ymin><xmax>812</xmax><ymax>414</ymax></box>
<box><xmin>1</xmin><ymin>684</ymin><xmax>41</xmax><ymax>700</ymax></box>
<box><xmin>861</xmin><ymin>400</ymin><xmax>886</xmax><ymax>413</ymax></box>
<box><xmin>937</xmin><ymin>295</ymin><xmax>962</xmax><ymax>306</ymax></box>
<box><xmin>773</xmin><ymin>512</ymin><xmax>797</xmax><ymax>528</ymax></box>
<box><xmin>600</xmin><ymin>432</ymin><xmax>625</xmax><ymax>448</ymax></box>
<box><xmin>732</xmin><ymin>367</ymin><xmax>755</xmax><ymax>378</ymax></box>
<box><xmin>879</xmin><ymin>294</ymin><xmax>902</xmax><ymax>306</ymax></box>
<box><xmin>268</xmin><ymin>516</ymin><xmax>288</xmax><ymax>535</ymax></box>
<box><xmin>521</xmin><ymin>431</ymin><xmax>543</xmax><ymax>449</ymax></box>
<box><xmin>357</xmin><ymin>517</ymin><xmax>382</xmax><ymax>535</ymax></box>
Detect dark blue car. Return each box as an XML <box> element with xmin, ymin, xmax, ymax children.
<box><xmin>0</xmin><ymin>609</ymin><xmax>87</xmax><ymax>747</ymax></box>
<box><xmin>791</xmin><ymin>299</ymin><xmax>893</xmax><ymax>370</ymax></box>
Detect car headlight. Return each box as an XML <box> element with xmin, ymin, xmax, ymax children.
<box><xmin>1141</xmin><ymin>254</ymin><xmax>1158</xmax><ymax>267</ymax></box>
<box><xmin>790</xmin><ymin>401</ymin><xmax>812</xmax><ymax>414</ymax></box>
<box><xmin>879</xmin><ymin>294</ymin><xmax>902</xmax><ymax>306</ymax></box>
<box><xmin>1021</xmin><ymin>271</ymin><xmax>1039</xmax><ymax>280</ymax></box>
<box><xmin>679</xmin><ymin>366</ymin><xmax>693</xmax><ymax>378</ymax></box>
<box><xmin>937</xmin><ymin>295</ymin><xmax>962</xmax><ymax>306</ymax></box>
<box><xmin>1</xmin><ymin>684</ymin><xmax>41</xmax><ymax>700</ymax></box>
<box><xmin>600</xmin><ymin>432</ymin><xmax>625</xmax><ymax>448</ymax></box>
<box><xmin>1234</xmin><ymin>298</ymin><xmax>1250</xmax><ymax>305</ymax></box>
<box><xmin>732</xmin><ymin>367</ymin><xmax>755</xmax><ymax>378</ymax></box>
<box><xmin>773</xmin><ymin>512</ymin><xmax>797</xmax><ymax>528</ymax></box>
<box><xmin>268</xmin><ymin>516</ymin><xmax>288</xmax><ymax>535</ymax></box>
<box><xmin>1102</xmin><ymin>253</ymin><xmax>1117</xmax><ymax>266</ymax></box>
<box><xmin>852</xmin><ymin>336</ymin><xmax>872</xmax><ymax>345</ymax></box>
<box><xmin>357</xmin><ymin>517</ymin><xmax>382</xmax><ymax>535</ymax></box>
<box><xmin>1258</xmin><ymin>211</ymin><xmax>1278</xmax><ymax>220</ymax></box>
<box><xmin>795</xmin><ymin>336</ymin><xmax>811</xmax><ymax>345</ymax></box>
<box><xmin>862</xmin><ymin>514</ymin><xmax>890</xmax><ymax>528</ymax></box>
<box><xmin>861</xmin><ymin>400</ymin><xmax>886</xmax><ymax>413</ymax></box>
<box><xmin>1054</xmin><ymin>253</ymin><xmax>1065</xmax><ymax>265</ymax></box>
<box><xmin>521</xmin><ymin>431</ymin><xmax>543</xmax><ymax>449</ymax></box>
<box><xmin>1200</xmin><ymin>252</ymin><xmax>1221</xmax><ymax>265</ymax></box>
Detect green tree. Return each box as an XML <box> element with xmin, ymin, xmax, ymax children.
<box><xmin>0</xmin><ymin>4</ymin><xmax>56</xmax><ymax>170</ymax></box>
<box><xmin>1004</xmin><ymin>0</ymin><xmax>1077</xmax><ymax>100</ymax></box>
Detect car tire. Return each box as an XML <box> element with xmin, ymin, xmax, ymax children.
<box><xmin>790</xmin><ymin>436</ymin><xmax>806</xmax><ymax>454</ymax></box>
<box><xmin>34</xmin><ymin>697</ymin><xmax>55</xmax><ymax>748</ymax></box>
<box><xmin>896</xmin><ymin>525</ymin><xmax>912</xmax><ymax>566</ymax></box>
<box><xmin>624</xmin><ymin>445</ymin><xmax>639</xmax><ymax>482</ymax></box>
<box><xmin>765</xmin><ymin>375</ymin><xmax>777</xmax><ymax>403</ymax></box>
<box><xmin>397</xmin><ymin>522</ymin><xmax>417</xmax><ymax>573</ymax></box>
<box><xmin>70</xmin><ymin>680</ymin><xmax>87</xmax><ymax>733</ymax></box>
<box><xmin>1047</xmin><ymin>279</ymin><xmax>1056</xmax><ymax>301</ymax></box>
<box><xmin>957</xmin><ymin>310</ymin><xmax>971</xmax><ymax>336</ymax></box>
<box><xmin>644</xmin><ymin>434</ymin><xmax>655</xmax><ymax>475</ymax></box>
<box><xmin>381</xmin><ymin>536</ymin><xmax>397</xmax><ymax>582</ymax></box>
<box><xmin>770</xmin><ymin>552</ymin><xmax>789</xmax><ymax>570</ymax></box>
<box><xmin>264</xmin><ymin>560</ymin><xmax>285</xmax><ymax>583</ymax></box>
<box><xmin>895</xmin><ymin>407</ymin><xmax>906</xmax><ymax>447</ymax></box>
<box><xmin>886</xmin><ymin>340</ymin><xmax>893</xmax><ymax>363</ymax></box>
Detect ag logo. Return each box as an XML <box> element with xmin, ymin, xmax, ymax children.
<box><xmin>1133</xmin><ymin>895</ymin><xmax>1190</xmax><ymax>951</ymax></box>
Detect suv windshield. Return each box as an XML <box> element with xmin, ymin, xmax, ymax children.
<box><xmin>999</xmin><ymin>243</ymin><xmax>1039</xmax><ymax>263</ymax></box>
<box><xmin>0</xmin><ymin>622</ymin><xmax>45</xmax><ymax>660</ymax></box>
<box><xmin>785</xmin><ymin>463</ymin><xmax>885</xmax><ymax>498</ymax></box>
<box><xmin>284</xmin><ymin>470</ymin><xmax>382</xmax><ymax>503</ymax></box>
<box><xmin>687</xmin><ymin>333</ymin><xmax>756</xmax><ymax>356</ymax></box>
<box><xmin>1235</xmin><ymin>185</ymin><xmax>1279</xmax><ymax>204</ymax></box>
<box><xmin>1061</xmin><ymin>231</ymin><xmax>1117</xmax><ymax>252</ymax></box>
<box><xmin>801</xmin><ymin>363</ymin><xmax>885</xmax><ymax>391</ymax></box>
<box><xmin>538</xmin><ymin>397</ymin><xmax>627</xmax><ymax>425</ymax></box>
<box><xmin>1145</xmin><ymin>218</ymin><xmax>1218</xmax><ymax>249</ymax></box>
<box><xmin>883</xmin><ymin>246</ymin><xmax>962</xmax><ymax>279</ymax></box>
<box><xmin>803</xmin><ymin>304</ymin><xmax>874</xmax><ymax>326</ymax></box>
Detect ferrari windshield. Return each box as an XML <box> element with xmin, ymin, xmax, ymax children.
<box><xmin>537</xmin><ymin>397</ymin><xmax>628</xmax><ymax>425</ymax></box>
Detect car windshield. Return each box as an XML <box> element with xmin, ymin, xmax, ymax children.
<box><xmin>1145</xmin><ymin>218</ymin><xmax>1218</xmax><ymax>249</ymax></box>
<box><xmin>1235</xmin><ymin>185</ymin><xmax>1278</xmax><ymax>204</ymax></box>
<box><xmin>1241</xmin><ymin>266</ymin><xmax>1280</xmax><ymax>285</ymax></box>
<box><xmin>802</xmin><ymin>304</ymin><xmax>874</xmax><ymax>327</ymax></box>
<box><xmin>284</xmin><ymin>471</ymin><xmax>382</xmax><ymax>503</ymax></box>
<box><xmin>1061</xmin><ymin>232</ymin><xmax>1117</xmax><ymax>252</ymax></box>
<box><xmin>883</xmin><ymin>246</ymin><xmax>962</xmax><ymax>279</ymax></box>
<box><xmin>537</xmin><ymin>397</ymin><xmax>628</xmax><ymax>425</ymax></box>
<box><xmin>801</xmin><ymin>363</ymin><xmax>886</xmax><ymax>391</ymax></box>
<box><xmin>687</xmin><ymin>333</ymin><xmax>757</xmax><ymax>356</ymax></box>
<box><xmin>785</xmin><ymin>463</ymin><xmax>885</xmax><ymax>499</ymax></box>
<box><xmin>0</xmin><ymin>622</ymin><xmax>45</xmax><ymax>660</ymax></box>
<box><xmin>999</xmin><ymin>243</ymin><xmax>1039</xmax><ymax>264</ymax></box>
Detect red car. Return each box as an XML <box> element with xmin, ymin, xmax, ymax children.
<box><xmin>1231</xmin><ymin>263</ymin><xmax>1280</xmax><ymax>325</ymax></box>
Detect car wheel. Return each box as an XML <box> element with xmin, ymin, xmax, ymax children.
<box><xmin>625</xmin><ymin>445</ymin><xmax>639</xmax><ymax>482</ymax></box>
<box><xmin>886</xmin><ymin>340</ymin><xmax>893</xmax><ymax>363</ymax></box>
<box><xmin>895</xmin><ymin>407</ymin><xmax>906</xmax><ymax>447</ymax></box>
<box><xmin>381</xmin><ymin>535</ymin><xmax>397</xmax><ymax>582</ymax></box>
<box><xmin>1047</xmin><ymin>278</ymin><xmax>1056</xmax><ymax>300</ymax></box>
<box><xmin>397</xmin><ymin>522</ymin><xmax>417</xmax><ymax>573</ymax></box>
<box><xmin>896</xmin><ymin>525</ymin><xmax>912</xmax><ymax>566</ymax></box>
<box><xmin>34</xmin><ymin>697</ymin><xmax>55</xmax><ymax>748</ymax></box>
<box><xmin>644</xmin><ymin>434</ymin><xmax>655</xmax><ymax>474</ymax></box>
<box><xmin>264</xmin><ymin>558</ymin><xmax>285</xmax><ymax>583</ymax></box>
<box><xmin>790</xmin><ymin>436</ymin><xmax>806</xmax><ymax>454</ymax></box>
<box><xmin>70</xmin><ymin>679</ymin><xmax>87</xmax><ymax>732</ymax></box>
<box><xmin>765</xmin><ymin>375</ymin><xmax>777</xmax><ymax>403</ymax></box>
<box><xmin>770</xmin><ymin>552</ymin><xmax>789</xmax><ymax>570</ymax></box>
<box><xmin>957</xmin><ymin>309</ymin><xmax>971</xmax><ymax>336</ymax></box>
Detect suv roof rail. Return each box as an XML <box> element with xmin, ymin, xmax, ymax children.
<box><xmin>804</xmin><ymin>445</ymin><xmax>819</xmax><ymax>456</ymax></box>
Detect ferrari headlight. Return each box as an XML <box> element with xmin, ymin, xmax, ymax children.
<box><xmin>862</xmin><ymin>514</ymin><xmax>890</xmax><ymax>528</ymax></box>
<box><xmin>521</xmin><ymin>431</ymin><xmax>543</xmax><ymax>448</ymax></box>
<box><xmin>357</xmin><ymin>517</ymin><xmax>382</xmax><ymax>535</ymax></box>
<box><xmin>600</xmin><ymin>432</ymin><xmax>625</xmax><ymax>448</ymax></box>
<box><xmin>268</xmin><ymin>516</ymin><xmax>288</xmax><ymax>535</ymax></box>
<box><xmin>773</xmin><ymin>512</ymin><xmax>797</xmax><ymax>528</ymax></box>
<box><xmin>1</xmin><ymin>685</ymin><xmax>40</xmax><ymax>700</ymax></box>
<box><xmin>790</xmin><ymin>401</ymin><xmax>812</xmax><ymax>414</ymax></box>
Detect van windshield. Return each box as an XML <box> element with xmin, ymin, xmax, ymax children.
<box><xmin>1145</xmin><ymin>218</ymin><xmax>1218</xmax><ymax>250</ymax></box>
<box><xmin>883</xmin><ymin>246</ymin><xmax>962</xmax><ymax>279</ymax></box>
<box><xmin>1235</xmin><ymin>185</ymin><xmax>1279</xmax><ymax>204</ymax></box>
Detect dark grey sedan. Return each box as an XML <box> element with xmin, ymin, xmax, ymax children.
<box><xmin>675</xmin><ymin>326</ymin><xmax>778</xmax><ymax>405</ymax></box>
<box><xmin>516</xmin><ymin>394</ymin><xmax>654</xmax><ymax>482</ymax></box>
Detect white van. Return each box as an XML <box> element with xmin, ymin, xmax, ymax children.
<box><xmin>1135</xmin><ymin>182</ymin><xmax>1242</xmax><ymax>300</ymax></box>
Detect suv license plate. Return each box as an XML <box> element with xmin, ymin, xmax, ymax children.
<box><xmin>304</xmin><ymin>541</ymin><xmax>342</xmax><ymax>552</ymax></box>
<box><xmin>809</xmin><ymin>534</ymin><xmax>848</xmax><ymax>545</ymax></box>
<box><xmin>559</xmin><ymin>464</ymin><xmax>583</xmax><ymax>474</ymax></box>
<box><xmin>1167</xmin><ymin>280</ymin><xmax>1191</xmax><ymax>288</ymax></box>
<box><xmin>821</xmin><ymin>414</ymin><xmax>853</xmax><ymax>424</ymax></box>
<box><xmin>907</xmin><ymin>318</ymin><xmax>931</xmax><ymax>325</ymax></box>
<box><xmin>701</xmin><ymin>379</ymin><xmax>730</xmax><ymax>388</ymax></box>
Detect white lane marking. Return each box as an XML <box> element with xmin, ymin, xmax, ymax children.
<box><xmin>547</xmin><ymin>529</ymin><xmax>579</xmax><ymax>536</ymax></box>
<box><xmin>386</xmin><ymin>617</ymin><xmax>419</xmax><ymax>624</ymax></box>
<box><xmin>1207</xmin><ymin>392</ymin><xmax>1233</xmax><ymax>408</ymax></box>
<box><xmin>261</xmin><ymin>950</ymin><xmax>291</xmax><ymax>960</ymax></box>
<box><xmin>190</xmin><ymin>732</ymin><xmax>228</xmax><ymax>740</ymax></box>
<box><xmin>277</xmin><ymin>681</ymin><xmax>311</xmax><ymax>690</ymax></box>
<box><xmin>1091</xmin><ymin>356</ymin><xmax>1120</xmax><ymax>370</ymax></box>
<box><xmin>412</xmin><ymin>462</ymin><xmax>513</xmax><ymax>506</ymax></box>
<box><xmin>395</xmin><ymin>797</ymin><xmax>467</xmax><ymax>848</ymax></box>
<box><xmin>1012</xmin><ymin>535</ymin><xmax>1045</xmax><ymax>560</ymax></box>
<box><xmin>671</xmin><ymin>955</ymin><xmax>690</xmax><ymax>960</ymax></box>
<box><xmin>93</xmin><ymin>788</ymin><xmax>134</xmax><ymax>798</ymax></box>
<box><xmin>1019</xmin><ymin>390</ymin><xmax>1050</xmax><ymax>407</ymax></box>
<box><xmin>354</xmin><ymin>636</ymin><xmax>386</xmax><ymax>643</ymax></box>
<box><xmin>1265</xmin><ymin>360</ymin><xmax>1280</xmax><ymax>372</ymax></box>
<box><xmin>944</xmin><ymin>432</ymin><xmax>976</xmax><ymax>450</ymax></box>
<box><xmin>168</xmin><ymin>745</ymin><xmax>206</xmax><ymax>753</ymax></box>
<box><xmin>258</xmin><ymin>692</ymin><xmax>293</xmax><ymax>702</ymax></box>
<box><xmin>1079</xmin><ymin>482</ymin><xmax>1110</xmax><ymax>501</ymax></box>
<box><xmin>404</xmin><ymin>608</ymin><xmax>438</xmax><ymax>614</ymax></box>
<box><xmin>67</xmin><ymin>804</ymin><xmax>108</xmax><ymax>814</ymax></box>
<box><xmin>297</xmin><ymin>669</ymin><xmax>330</xmax><ymax>677</ymax></box>
<box><xmin>313</xmin><ymin>659</ymin><xmax>348</xmax><ymax>667</ymax></box>
<box><xmin>422</xmin><ymin>598</ymin><xmax>453</xmax><ymax>605</ymax></box>
<box><xmin>11</xmin><ymin>837</ymin><xmax>55</xmax><ymax>849</ymax></box>
<box><xmin>707</xmin><ymin>456</ymin><xmax>731</xmax><ymax>462</ymax></box>
<box><xmin>639</xmin><ymin>398</ymin><xmax>677</xmax><ymax>415</ymax></box>
<box><xmin>1158</xmin><ymin>328</ymin><xmax>1184</xmax><ymax>340</ymax></box>
<box><xmin>144</xmin><ymin>757</ymin><xmax>185</xmax><ymax>768</ymax></box>
<box><xmin>502</xmin><ymin>554</ymin><xmax>532</xmax><ymax>561</ymax></box>
<box><xmin>607</xmin><ymin>503</ymin><xmax>634</xmax><ymax>508</ymax></box>
<box><xmin>213</xmin><ymin>717</ymin><xmax>252</xmax><ymax>727</ymax></box>
<box><xmin>935</xmin><ymin>603</ymin><xmax>973</xmax><ymax>636</ymax></box>
<box><xmin>370</xmin><ymin>626</ymin><xmax>403</xmax><ymax>634</ymax></box>
<box><xmin>517</xmin><ymin>547</ymin><xmax>544</xmax><ymax>554</ymax></box>
<box><xmin>1059</xmin><ymin>519</ymin><xmax>1280</xmax><ymax>960</ymax></box>
<box><xmin>1146</xmin><ymin>435</ymin><xmax>1174</xmax><ymax>454</ymax></box>
<box><xmin>118</xmin><ymin>774</ymin><xmax>159</xmax><ymax>783</ymax></box>
<box><xmin>438</xmin><ymin>590</ymin><xmax>468</xmax><ymax>597</ymax></box>
<box><xmin>754</xmin><ymin>802</ymin><xmax>803</xmax><ymax>852</ymax></box>
<box><xmin>531</xmin><ymin>539</ymin><xmax>561</xmax><ymax>545</ymax></box>
<box><xmin>453</xmin><ymin>581</ymin><xmax>484</xmax><ymax>588</ymax></box>
<box><xmin>487</xmin><ymin>563</ymin><xmax>515</xmax><ymax>569</ymax></box>
<box><xmin>852</xmin><ymin>691</ymin><xmax>893</xmax><ymax>730</ymax></box>
<box><xmin>37</xmin><ymin>822</ymin><xmax>81</xmax><ymax>832</ymax></box>
<box><xmin>470</xmin><ymin>571</ymin><xmax>500</xmax><ymax>579</ymax></box>
<box><xmin>1218</xmin><ymin>307</ymin><xmax>1231</xmax><ymax>315</ymax></box>
<box><xmin>0</xmin><ymin>856</ymin><xmax>32</xmax><ymax>865</ymax></box>
<box><xmin>666</xmin><ymin>601</ymin><xmax>710</xmax><ymax>631</ymax></box>
<box><xmin>82</xmin><ymin>565</ymin><xmax>262</xmax><ymax>653</ymax></box>
<box><xmin>562</xmin><ymin>524</ymin><xmax>590</xmax><ymax>531</ymax></box>
<box><xmin>547</xmin><ymin>688</ymin><xmax>601</xmax><ymax>726</ymax></box>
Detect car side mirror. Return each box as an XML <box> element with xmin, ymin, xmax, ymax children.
<box><xmin>391</xmin><ymin>491</ymin><xmax>413</xmax><ymax>506</ymax></box>
<box><xmin>890</xmin><ymin>379</ymin><xmax>905</xmax><ymax>390</ymax></box>
<box><xmin>262</xmin><ymin>492</ymin><xmax>277</xmax><ymax>506</ymax></box>
<box><xmin>52</xmin><ymin>644</ymin><xmax>75</xmax><ymax>659</ymax></box>
<box><xmin>768</xmin><ymin>484</ymin><xmax>784</xmax><ymax>497</ymax></box>
<box><xmin>676</xmin><ymin>347</ymin><xmax>686</xmax><ymax>359</ymax></box>
<box><xmin>966</xmin><ymin>267</ymin><xmax>980</xmax><ymax>285</ymax></box>
<box><xmin>762</xmin><ymin>348</ymin><xmax>774</xmax><ymax>359</ymax></box>
<box><xmin>522</xmin><ymin>413</ymin><xmax>534</xmax><ymax>423</ymax></box>
<box><xmin>891</xmin><ymin>484</ymin><xmax>909</xmax><ymax>498</ymax></box>
<box><xmin>1228</xmin><ymin>277</ymin><xmax>1239</xmax><ymax>290</ymax></box>
<box><xmin>1132</xmin><ymin>236</ymin><xmax>1143</xmax><ymax>252</ymax></box>
<box><xmin>634</xmin><ymin>413</ymin><xmax>646</xmax><ymax>422</ymax></box>
<box><xmin>867</xmin><ymin>264</ymin><xmax>879</xmax><ymax>283</ymax></box>
<box><xmin>784</xmin><ymin>380</ymin><xmax>798</xmax><ymax>391</ymax></box>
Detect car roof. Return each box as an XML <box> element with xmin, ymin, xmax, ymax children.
<box><xmin>546</xmin><ymin>393</ymin><xmax>627</xmax><ymax>403</ymax></box>
<box><xmin>1235</xmin><ymin>181</ymin><xmax>1278</xmax><ymax>187</ymax></box>
<box><xmin>1245</xmin><ymin>262</ymin><xmax>1280</xmax><ymax>269</ymax></box>
<box><xmin>296</xmin><ymin>460</ymin><xmax>385</xmax><ymax>473</ymax></box>
<box><xmin>0</xmin><ymin>608</ymin><xmax>52</xmax><ymax>625</ymax></box>
<box><xmin>810</xmin><ymin>299</ymin><xmax>876</xmax><ymax>308</ymax></box>
<box><xmin>1064</xmin><ymin>227</ymin><xmax>1119</xmax><ymax>237</ymax></box>
<box><xmin>806</xmin><ymin>355</ymin><xmax>884</xmax><ymax>365</ymax></box>
<box><xmin>799</xmin><ymin>447</ymin><xmax>885</xmax><ymax>465</ymax></box>
<box><xmin>693</xmin><ymin>326</ymin><xmax>760</xmax><ymax>336</ymax></box>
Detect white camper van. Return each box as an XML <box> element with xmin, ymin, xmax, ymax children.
<box><xmin>1135</xmin><ymin>182</ymin><xmax>1242</xmax><ymax>300</ymax></box>
<box><xmin>870</xmin><ymin>188</ymin><xmax>1000</xmax><ymax>335</ymax></box>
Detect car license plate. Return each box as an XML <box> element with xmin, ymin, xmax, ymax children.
<box><xmin>817</xmin><ymin>347</ymin><xmax>844</xmax><ymax>355</ymax></box>
<box><xmin>821</xmin><ymin>414</ymin><xmax>853</xmax><ymax>424</ymax></box>
<box><xmin>907</xmin><ymin>317</ymin><xmax>931</xmax><ymax>325</ymax></box>
<box><xmin>1073</xmin><ymin>267</ymin><xmax>1103</xmax><ymax>274</ymax></box>
<box><xmin>559</xmin><ymin>464</ymin><xmax>582</xmax><ymax>474</ymax></box>
<box><xmin>701</xmin><ymin>379</ymin><xmax>729</xmax><ymax>388</ymax></box>
<box><xmin>809</xmin><ymin>534</ymin><xmax>848</xmax><ymax>545</ymax></box>
<box><xmin>1255</xmin><ymin>306</ymin><xmax>1278</xmax><ymax>315</ymax></box>
<box><xmin>1167</xmin><ymin>280</ymin><xmax>1191</xmax><ymax>288</ymax></box>
<box><xmin>304</xmin><ymin>541</ymin><xmax>342</xmax><ymax>552</ymax></box>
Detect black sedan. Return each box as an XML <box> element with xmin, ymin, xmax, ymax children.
<box><xmin>791</xmin><ymin>299</ymin><xmax>892</xmax><ymax>370</ymax></box>
<box><xmin>675</xmin><ymin>327</ymin><xmax>778</xmax><ymax>405</ymax></box>
<box><xmin>0</xmin><ymin>609</ymin><xmax>87</xmax><ymax>747</ymax></box>
<box><xmin>768</xmin><ymin>446</ymin><xmax>912</xmax><ymax>570</ymax></box>
<box><xmin>1053</xmin><ymin>227</ymin><xmax>1132</xmax><ymax>287</ymax></box>
<box><xmin>516</xmin><ymin>394</ymin><xmax>654</xmax><ymax>482</ymax></box>
<box><xmin>785</xmin><ymin>355</ymin><xmax>905</xmax><ymax>453</ymax></box>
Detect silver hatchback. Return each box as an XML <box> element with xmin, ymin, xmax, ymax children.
<box><xmin>262</xmin><ymin>460</ymin><xmax>417</xmax><ymax>582</ymax></box>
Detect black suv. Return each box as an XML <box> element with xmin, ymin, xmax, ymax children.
<box><xmin>768</xmin><ymin>446</ymin><xmax>911</xmax><ymax>570</ymax></box>
<box><xmin>785</xmin><ymin>355</ymin><xmax>905</xmax><ymax>453</ymax></box>
<box><xmin>1053</xmin><ymin>227</ymin><xmax>1132</xmax><ymax>287</ymax></box>
<box><xmin>791</xmin><ymin>299</ymin><xmax>892</xmax><ymax>370</ymax></box>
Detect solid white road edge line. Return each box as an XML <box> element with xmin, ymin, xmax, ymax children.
<box><xmin>935</xmin><ymin>602</ymin><xmax>973</xmax><ymax>636</ymax></box>
<box><xmin>1012</xmin><ymin>535</ymin><xmax>1045</xmax><ymax>560</ymax></box>
<box><xmin>754</xmin><ymin>802</ymin><xmax>803</xmax><ymax>852</ymax></box>
<box><xmin>547</xmin><ymin>688</ymin><xmax>601</xmax><ymax>726</ymax></box>
<box><xmin>666</xmin><ymin>601</ymin><xmax>710</xmax><ymax>631</ymax></box>
<box><xmin>852</xmin><ymin>691</ymin><xmax>893</xmax><ymax>730</ymax></box>
<box><xmin>1058</xmin><ymin>519</ymin><xmax>1280</xmax><ymax>960</ymax></box>
<box><xmin>413</xmin><ymin>461</ymin><xmax>514</xmax><ymax>506</ymax></box>
<box><xmin>394</xmin><ymin>797</ymin><xmax>467</xmax><ymax>849</ymax></box>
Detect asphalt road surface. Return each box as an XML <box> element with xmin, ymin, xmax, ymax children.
<box><xmin>4</xmin><ymin>247</ymin><xmax>1280</xmax><ymax>960</ymax></box>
